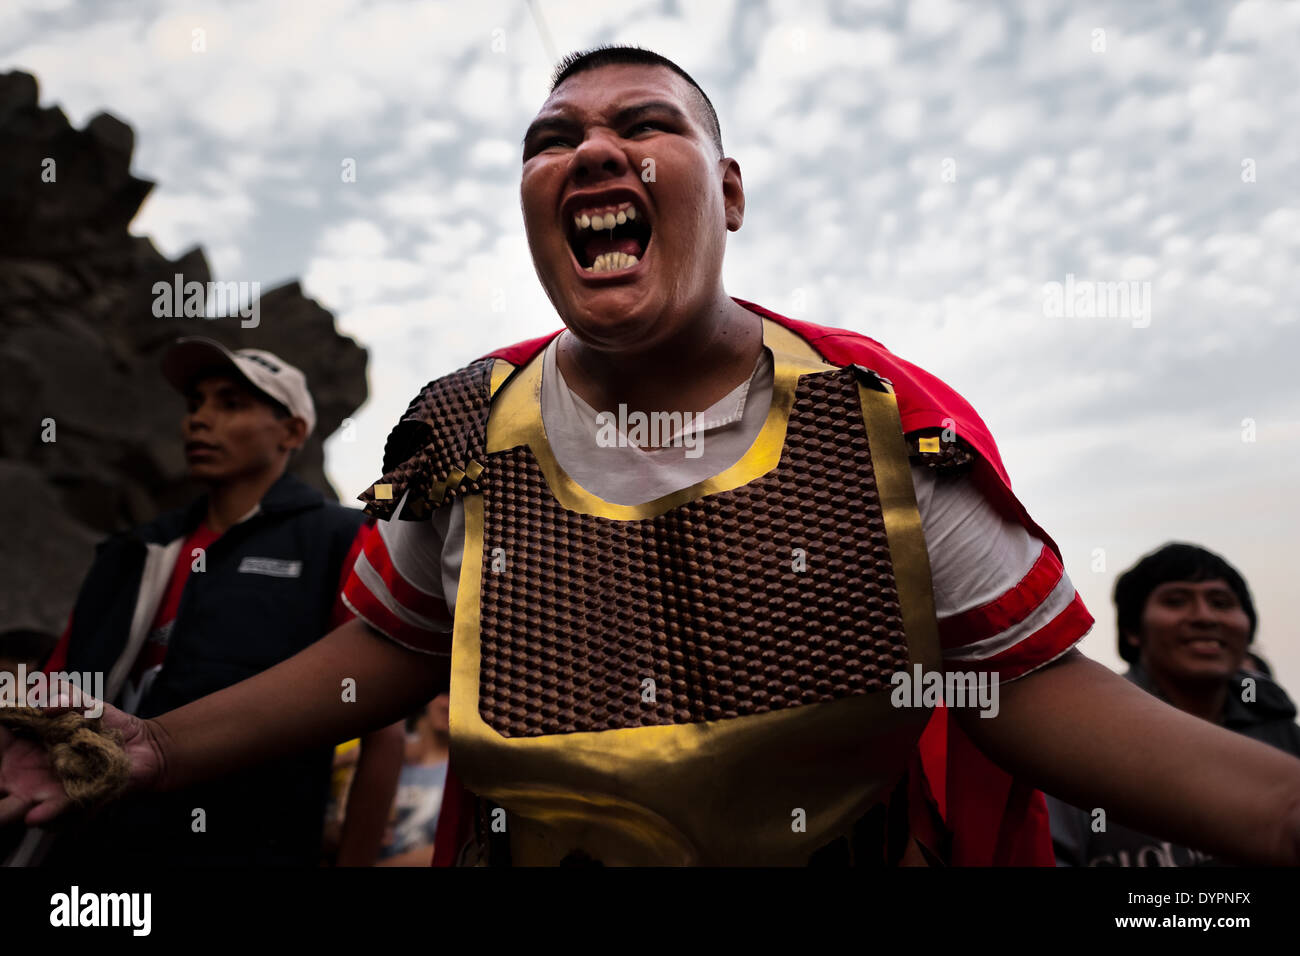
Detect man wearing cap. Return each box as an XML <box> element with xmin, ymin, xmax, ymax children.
<box><xmin>25</xmin><ymin>338</ymin><xmax>404</xmax><ymax>867</ymax></box>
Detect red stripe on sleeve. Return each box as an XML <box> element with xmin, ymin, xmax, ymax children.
<box><xmin>342</xmin><ymin>573</ymin><xmax>451</xmax><ymax>656</ymax></box>
<box><xmin>938</xmin><ymin>544</ymin><xmax>1064</xmax><ymax>650</ymax></box>
<box><xmin>363</xmin><ymin>525</ymin><xmax>452</xmax><ymax>626</ymax></box>
<box><xmin>954</xmin><ymin>592</ymin><xmax>1094</xmax><ymax>681</ymax></box>
<box><xmin>330</xmin><ymin>519</ymin><xmax>372</xmax><ymax>630</ymax></box>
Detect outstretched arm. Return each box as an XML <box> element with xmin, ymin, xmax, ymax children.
<box><xmin>957</xmin><ymin>649</ymin><xmax>1300</xmax><ymax>865</ymax></box>
<box><xmin>152</xmin><ymin>618</ymin><xmax>448</xmax><ymax>793</ymax></box>
<box><xmin>0</xmin><ymin>618</ymin><xmax>447</xmax><ymax>828</ymax></box>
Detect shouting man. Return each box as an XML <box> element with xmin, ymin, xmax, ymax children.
<box><xmin>2</xmin><ymin>47</ymin><xmax>1299</xmax><ymax>867</ymax></box>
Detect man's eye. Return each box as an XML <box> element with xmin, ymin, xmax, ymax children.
<box><xmin>539</xmin><ymin>136</ymin><xmax>572</xmax><ymax>149</ymax></box>
<box><xmin>628</xmin><ymin>121</ymin><xmax>662</xmax><ymax>135</ymax></box>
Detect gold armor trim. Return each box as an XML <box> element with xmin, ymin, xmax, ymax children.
<box><xmin>489</xmin><ymin>357</ymin><xmax>514</xmax><ymax>397</ymax></box>
<box><xmin>448</xmin><ymin>317</ymin><xmax>941</xmax><ymax>865</ymax></box>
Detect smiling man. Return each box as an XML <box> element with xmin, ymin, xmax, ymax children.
<box><xmin>3</xmin><ymin>47</ymin><xmax>1300</xmax><ymax>868</ymax></box>
<box><xmin>1047</xmin><ymin>543</ymin><xmax>1300</xmax><ymax>866</ymax></box>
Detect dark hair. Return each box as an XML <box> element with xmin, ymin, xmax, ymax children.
<box><xmin>1113</xmin><ymin>542</ymin><xmax>1257</xmax><ymax>664</ymax></box>
<box><xmin>550</xmin><ymin>45</ymin><xmax>724</xmax><ymax>159</ymax></box>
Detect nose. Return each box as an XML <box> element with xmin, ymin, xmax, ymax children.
<box><xmin>185</xmin><ymin>400</ymin><xmax>213</xmax><ymax>434</ymax></box>
<box><xmin>1187</xmin><ymin>593</ymin><xmax>1219</xmax><ymax>628</ymax></box>
<box><xmin>571</xmin><ymin>128</ymin><xmax>629</xmax><ymax>182</ymax></box>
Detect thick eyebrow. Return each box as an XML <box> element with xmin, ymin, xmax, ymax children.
<box><xmin>521</xmin><ymin>100</ymin><xmax>691</xmax><ymax>149</ymax></box>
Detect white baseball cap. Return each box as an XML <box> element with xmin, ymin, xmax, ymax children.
<box><xmin>161</xmin><ymin>337</ymin><xmax>317</xmax><ymax>437</ymax></box>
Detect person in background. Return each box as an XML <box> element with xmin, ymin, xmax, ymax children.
<box><xmin>1047</xmin><ymin>542</ymin><xmax>1300</xmax><ymax>866</ymax></box>
<box><xmin>375</xmin><ymin>693</ymin><xmax>450</xmax><ymax>867</ymax></box>
<box><xmin>15</xmin><ymin>337</ymin><xmax>404</xmax><ymax>867</ymax></box>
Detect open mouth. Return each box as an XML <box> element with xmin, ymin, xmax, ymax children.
<box><xmin>564</xmin><ymin>195</ymin><xmax>653</xmax><ymax>276</ymax></box>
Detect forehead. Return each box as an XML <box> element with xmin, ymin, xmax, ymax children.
<box><xmin>1152</xmin><ymin>579</ymin><xmax>1233</xmax><ymax>593</ymax></box>
<box><xmin>187</xmin><ymin>373</ymin><xmax>252</xmax><ymax>396</ymax></box>
<box><xmin>535</xmin><ymin>63</ymin><xmax>696</xmax><ymax>122</ymax></box>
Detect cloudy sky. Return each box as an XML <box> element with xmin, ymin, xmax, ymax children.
<box><xmin>6</xmin><ymin>0</ymin><xmax>1299</xmax><ymax>688</ymax></box>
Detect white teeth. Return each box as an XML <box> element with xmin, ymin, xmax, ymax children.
<box><xmin>585</xmin><ymin>252</ymin><xmax>640</xmax><ymax>273</ymax></box>
<box><xmin>569</xmin><ymin>202</ymin><xmax>642</xmax><ymax>233</ymax></box>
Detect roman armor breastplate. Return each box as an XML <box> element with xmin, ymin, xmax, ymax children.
<box><xmin>362</xmin><ymin>318</ymin><xmax>942</xmax><ymax>865</ymax></box>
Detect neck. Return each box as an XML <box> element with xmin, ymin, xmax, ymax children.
<box><xmin>1143</xmin><ymin>663</ymin><xmax>1229</xmax><ymax>724</ymax></box>
<box><xmin>417</xmin><ymin>726</ymin><xmax>450</xmax><ymax>763</ymax></box>
<box><xmin>557</xmin><ymin>294</ymin><xmax>762</xmax><ymax>418</ymax></box>
<box><xmin>203</xmin><ymin>465</ymin><xmax>285</xmax><ymax>534</ymax></box>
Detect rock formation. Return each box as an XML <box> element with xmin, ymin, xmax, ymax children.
<box><xmin>0</xmin><ymin>70</ymin><xmax>368</xmax><ymax>646</ymax></box>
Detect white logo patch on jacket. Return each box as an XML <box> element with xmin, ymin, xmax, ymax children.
<box><xmin>238</xmin><ymin>557</ymin><xmax>303</xmax><ymax>578</ymax></box>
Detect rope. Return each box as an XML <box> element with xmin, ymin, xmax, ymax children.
<box><xmin>0</xmin><ymin>708</ymin><xmax>131</xmax><ymax>807</ymax></box>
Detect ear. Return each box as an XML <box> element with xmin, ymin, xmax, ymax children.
<box><xmin>1121</xmin><ymin>629</ymin><xmax>1142</xmax><ymax>653</ymax></box>
<box><xmin>721</xmin><ymin>157</ymin><xmax>745</xmax><ymax>232</ymax></box>
<box><xmin>279</xmin><ymin>416</ymin><xmax>309</xmax><ymax>453</ymax></box>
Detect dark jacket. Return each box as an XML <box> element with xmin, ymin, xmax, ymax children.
<box><xmin>43</xmin><ymin>472</ymin><xmax>365</xmax><ymax>867</ymax></box>
<box><xmin>1046</xmin><ymin>663</ymin><xmax>1300</xmax><ymax>866</ymax></box>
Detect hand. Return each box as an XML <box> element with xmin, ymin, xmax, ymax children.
<box><xmin>0</xmin><ymin>696</ymin><xmax>164</xmax><ymax>828</ymax></box>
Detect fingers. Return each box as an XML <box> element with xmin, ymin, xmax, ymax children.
<box><xmin>0</xmin><ymin>792</ymin><xmax>35</xmax><ymax>829</ymax></box>
<box><xmin>25</xmin><ymin>792</ymin><xmax>72</xmax><ymax>827</ymax></box>
<box><xmin>43</xmin><ymin>686</ymin><xmax>106</xmax><ymax>719</ymax></box>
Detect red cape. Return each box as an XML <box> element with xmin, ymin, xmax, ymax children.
<box><xmin>432</xmin><ymin>297</ymin><xmax>1058</xmax><ymax>866</ymax></box>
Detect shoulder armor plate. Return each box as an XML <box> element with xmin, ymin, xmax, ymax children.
<box><xmin>358</xmin><ymin>357</ymin><xmax>497</xmax><ymax>520</ymax></box>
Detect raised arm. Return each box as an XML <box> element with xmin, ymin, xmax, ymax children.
<box><xmin>957</xmin><ymin>648</ymin><xmax>1300</xmax><ymax>865</ymax></box>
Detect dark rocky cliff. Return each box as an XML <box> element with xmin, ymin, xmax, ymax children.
<box><xmin>0</xmin><ymin>70</ymin><xmax>367</xmax><ymax>644</ymax></box>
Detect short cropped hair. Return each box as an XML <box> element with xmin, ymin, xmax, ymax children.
<box><xmin>1113</xmin><ymin>542</ymin><xmax>1257</xmax><ymax>664</ymax></box>
<box><xmin>550</xmin><ymin>45</ymin><xmax>725</xmax><ymax>159</ymax></box>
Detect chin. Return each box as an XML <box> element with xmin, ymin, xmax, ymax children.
<box><xmin>187</xmin><ymin>464</ymin><xmax>227</xmax><ymax>483</ymax></box>
<box><xmin>562</xmin><ymin>296</ymin><xmax>660</xmax><ymax>343</ymax></box>
<box><xmin>1171</xmin><ymin>658</ymin><xmax>1237</xmax><ymax>684</ymax></box>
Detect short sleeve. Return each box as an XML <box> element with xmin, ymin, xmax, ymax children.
<box><xmin>341</xmin><ymin>492</ymin><xmax>460</xmax><ymax>656</ymax></box>
<box><xmin>911</xmin><ymin>465</ymin><xmax>1094</xmax><ymax>682</ymax></box>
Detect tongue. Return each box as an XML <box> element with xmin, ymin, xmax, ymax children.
<box><xmin>583</xmin><ymin>235</ymin><xmax>643</xmax><ymax>262</ymax></box>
